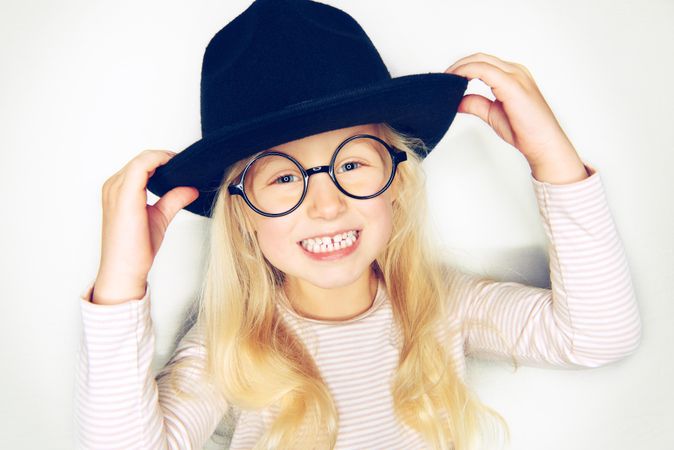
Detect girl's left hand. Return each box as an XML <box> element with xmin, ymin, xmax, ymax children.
<box><xmin>445</xmin><ymin>52</ymin><xmax>577</xmax><ymax>167</ymax></box>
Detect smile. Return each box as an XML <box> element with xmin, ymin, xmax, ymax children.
<box><xmin>297</xmin><ymin>230</ymin><xmax>361</xmax><ymax>260</ymax></box>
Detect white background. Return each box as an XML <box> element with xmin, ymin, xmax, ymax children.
<box><xmin>1</xmin><ymin>0</ymin><xmax>671</xmax><ymax>448</ymax></box>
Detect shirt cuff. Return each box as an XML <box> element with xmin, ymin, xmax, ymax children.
<box><xmin>79</xmin><ymin>278</ymin><xmax>150</xmax><ymax>306</ymax></box>
<box><xmin>530</xmin><ymin>159</ymin><xmax>598</xmax><ymax>189</ymax></box>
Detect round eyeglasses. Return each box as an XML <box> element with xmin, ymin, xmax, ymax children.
<box><xmin>227</xmin><ymin>133</ymin><xmax>407</xmax><ymax>217</ymax></box>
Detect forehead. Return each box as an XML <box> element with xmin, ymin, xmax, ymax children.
<box><xmin>260</xmin><ymin>123</ymin><xmax>381</xmax><ymax>159</ymax></box>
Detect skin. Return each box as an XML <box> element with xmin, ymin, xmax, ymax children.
<box><xmin>445</xmin><ymin>52</ymin><xmax>589</xmax><ymax>184</ymax></box>
<box><xmin>244</xmin><ymin>122</ymin><xmax>398</xmax><ymax>321</ymax></box>
<box><xmin>91</xmin><ymin>53</ymin><xmax>589</xmax><ymax>314</ymax></box>
<box><xmin>245</xmin><ymin>53</ymin><xmax>590</xmax><ymax>320</ymax></box>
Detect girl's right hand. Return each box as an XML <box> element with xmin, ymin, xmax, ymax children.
<box><xmin>92</xmin><ymin>150</ymin><xmax>199</xmax><ymax>305</ymax></box>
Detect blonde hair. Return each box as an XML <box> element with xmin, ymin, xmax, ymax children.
<box><xmin>163</xmin><ymin>122</ymin><xmax>512</xmax><ymax>449</ymax></box>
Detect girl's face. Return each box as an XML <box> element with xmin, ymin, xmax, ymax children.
<box><xmin>244</xmin><ymin>123</ymin><xmax>398</xmax><ymax>290</ymax></box>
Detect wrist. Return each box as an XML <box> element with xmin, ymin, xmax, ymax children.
<box><xmin>529</xmin><ymin>150</ymin><xmax>589</xmax><ymax>185</ymax></box>
<box><xmin>91</xmin><ymin>275</ymin><xmax>147</xmax><ymax>305</ymax></box>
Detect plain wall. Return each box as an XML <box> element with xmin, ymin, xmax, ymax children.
<box><xmin>0</xmin><ymin>0</ymin><xmax>671</xmax><ymax>448</ymax></box>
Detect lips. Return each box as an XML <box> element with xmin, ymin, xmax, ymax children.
<box><xmin>297</xmin><ymin>228</ymin><xmax>362</xmax><ymax>260</ymax></box>
<box><xmin>297</xmin><ymin>228</ymin><xmax>361</xmax><ymax>244</ymax></box>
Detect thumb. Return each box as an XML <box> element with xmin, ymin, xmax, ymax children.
<box><xmin>456</xmin><ymin>93</ymin><xmax>494</xmax><ymax>122</ymax></box>
<box><xmin>153</xmin><ymin>186</ymin><xmax>200</xmax><ymax>224</ymax></box>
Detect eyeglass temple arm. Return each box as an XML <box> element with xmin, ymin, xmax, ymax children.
<box><xmin>228</xmin><ymin>183</ymin><xmax>243</xmax><ymax>196</ymax></box>
<box><xmin>393</xmin><ymin>148</ymin><xmax>407</xmax><ymax>164</ymax></box>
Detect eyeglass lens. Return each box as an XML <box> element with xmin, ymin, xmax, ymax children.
<box><xmin>243</xmin><ymin>136</ymin><xmax>393</xmax><ymax>215</ymax></box>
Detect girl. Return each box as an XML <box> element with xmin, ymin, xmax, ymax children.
<box><xmin>75</xmin><ymin>1</ymin><xmax>641</xmax><ymax>449</ymax></box>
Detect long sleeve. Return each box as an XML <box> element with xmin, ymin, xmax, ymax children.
<box><xmin>448</xmin><ymin>160</ymin><xmax>642</xmax><ymax>369</ymax></box>
<box><xmin>74</xmin><ymin>280</ymin><xmax>230</xmax><ymax>449</ymax></box>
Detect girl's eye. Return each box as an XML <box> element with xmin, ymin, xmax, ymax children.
<box><xmin>336</xmin><ymin>161</ymin><xmax>362</xmax><ymax>173</ymax></box>
<box><xmin>272</xmin><ymin>174</ymin><xmax>300</xmax><ymax>185</ymax></box>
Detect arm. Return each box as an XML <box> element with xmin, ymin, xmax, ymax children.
<box><xmin>74</xmin><ymin>281</ymin><xmax>230</xmax><ymax>449</ymax></box>
<box><xmin>448</xmin><ymin>161</ymin><xmax>642</xmax><ymax>369</ymax></box>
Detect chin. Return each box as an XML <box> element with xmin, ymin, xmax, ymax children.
<box><xmin>265</xmin><ymin>239</ymin><xmax>381</xmax><ymax>289</ymax></box>
<box><xmin>284</xmin><ymin>264</ymin><xmax>368</xmax><ymax>290</ymax></box>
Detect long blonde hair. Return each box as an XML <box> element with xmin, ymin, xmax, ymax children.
<box><xmin>163</xmin><ymin>122</ymin><xmax>512</xmax><ymax>449</ymax></box>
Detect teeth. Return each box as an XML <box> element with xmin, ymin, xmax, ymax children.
<box><xmin>301</xmin><ymin>230</ymin><xmax>359</xmax><ymax>253</ymax></box>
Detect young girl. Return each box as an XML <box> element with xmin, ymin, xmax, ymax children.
<box><xmin>75</xmin><ymin>1</ymin><xmax>641</xmax><ymax>449</ymax></box>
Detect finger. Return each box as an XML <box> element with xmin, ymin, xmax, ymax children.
<box><xmin>445</xmin><ymin>52</ymin><xmax>519</xmax><ymax>75</ymax></box>
<box><xmin>152</xmin><ymin>186</ymin><xmax>200</xmax><ymax>225</ymax></box>
<box><xmin>125</xmin><ymin>150</ymin><xmax>177</xmax><ymax>190</ymax></box>
<box><xmin>445</xmin><ymin>61</ymin><xmax>519</xmax><ymax>100</ymax></box>
<box><xmin>456</xmin><ymin>94</ymin><xmax>494</xmax><ymax>123</ymax></box>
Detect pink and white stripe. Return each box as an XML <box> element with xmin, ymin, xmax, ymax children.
<box><xmin>74</xmin><ymin>160</ymin><xmax>641</xmax><ymax>449</ymax></box>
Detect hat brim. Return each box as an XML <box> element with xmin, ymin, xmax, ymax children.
<box><xmin>147</xmin><ymin>71</ymin><xmax>468</xmax><ymax>218</ymax></box>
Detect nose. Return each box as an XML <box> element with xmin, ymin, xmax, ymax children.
<box><xmin>304</xmin><ymin>172</ymin><xmax>346</xmax><ymax>219</ymax></box>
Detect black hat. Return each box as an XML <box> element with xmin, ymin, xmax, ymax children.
<box><xmin>147</xmin><ymin>0</ymin><xmax>468</xmax><ymax>218</ymax></box>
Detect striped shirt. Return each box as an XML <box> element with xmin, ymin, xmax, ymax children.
<box><xmin>74</xmin><ymin>161</ymin><xmax>642</xmax><ymax>449</ymax></box>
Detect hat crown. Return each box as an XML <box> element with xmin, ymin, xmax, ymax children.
<box><xmin>146</xmin><ymin>0</ymin><xmax>469</xmax><ymax>218</ymax></box>
<box><xmin>199</xmin><ymin>0</ymin><xmax>390</xmax><ymax>136</ymax></box>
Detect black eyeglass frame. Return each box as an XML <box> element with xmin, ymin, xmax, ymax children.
<box><xmin>227</xmin><ymin>133</ymin><xmax>408</xmax><ymax>217</ymax></box>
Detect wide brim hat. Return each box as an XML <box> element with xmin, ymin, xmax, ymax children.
<box><xmin>147</xmin><ymin>0</ymin><xmax>469</xmax><ymax>218</ymax></box>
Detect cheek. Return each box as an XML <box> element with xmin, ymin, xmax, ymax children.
<box><xmin>254</xmin><ymin>220</ymin><xmax>295</xmax><ymax>263</ymax></box>
<box><xmin>360</xmin><ymin>197</ymin><xmax>395</xmax><ymax>247</ymax></box>
<box><xmin>251</xmin><ymin>195</ymin><xmax>395</xmax><ymax>272</ymax></box>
